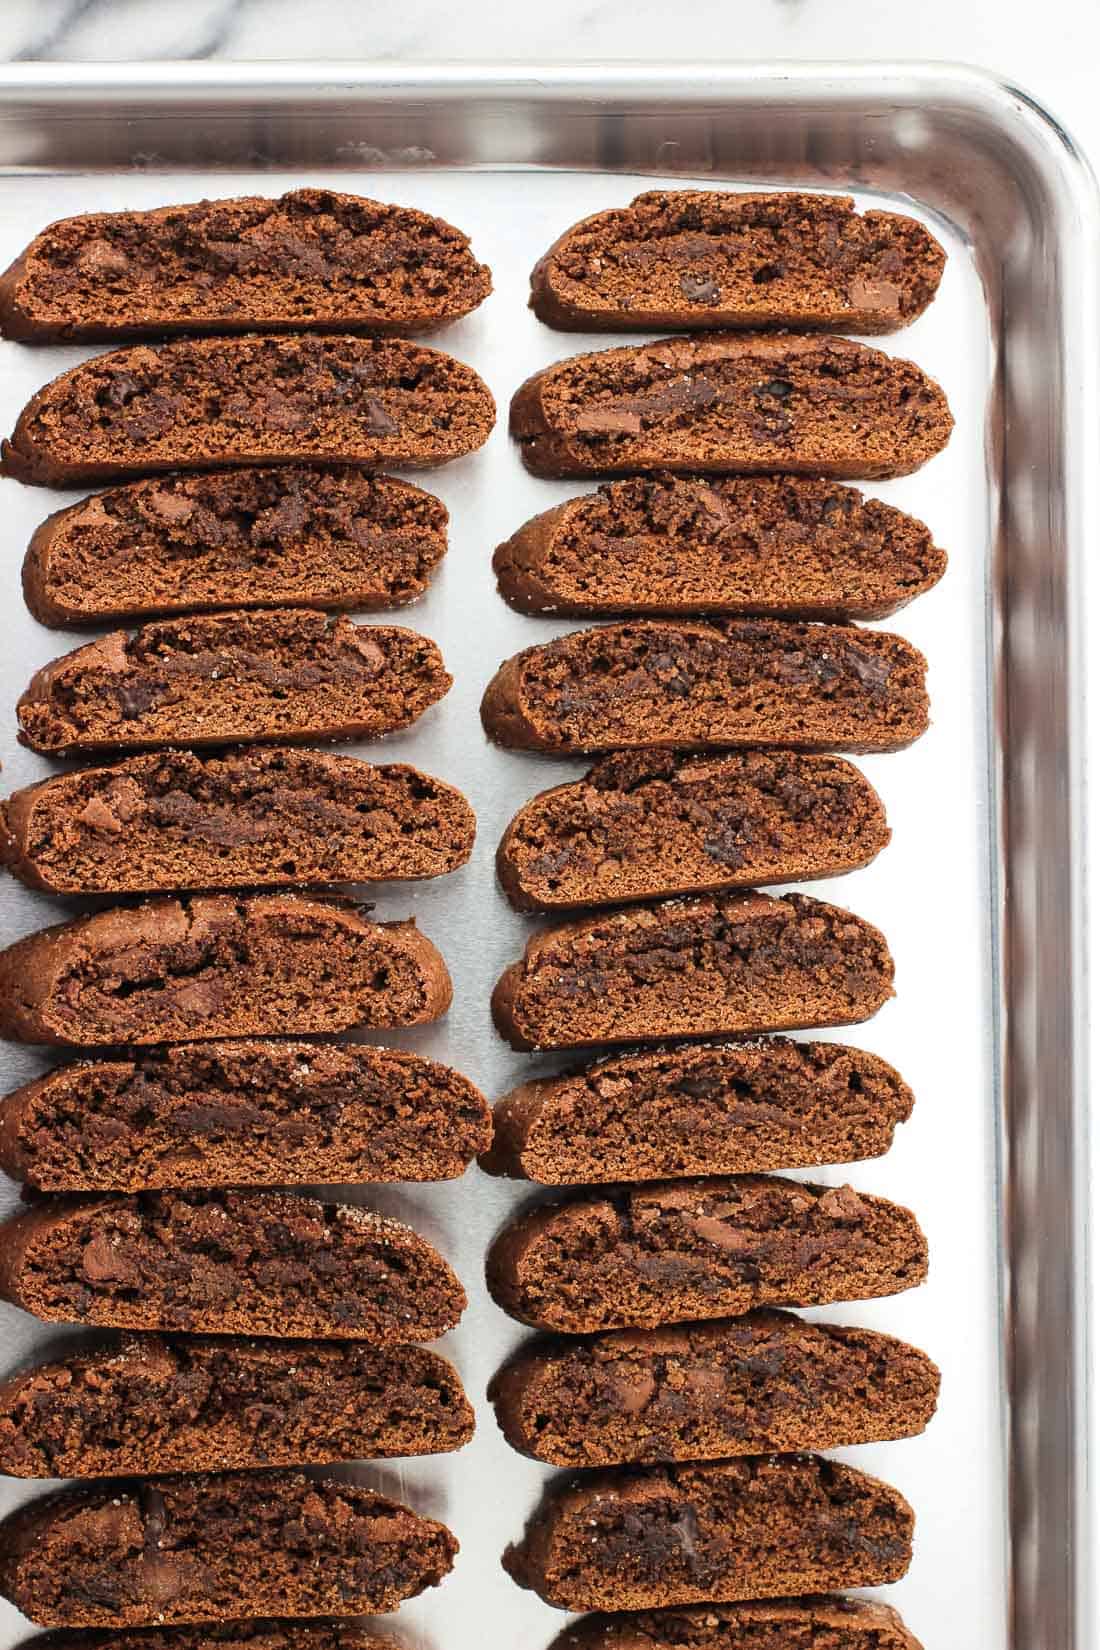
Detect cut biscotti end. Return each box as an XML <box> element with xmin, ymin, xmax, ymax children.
<box><xmin>509</xmin><ymin>332</ymin><xmax>952</xmax><ymax>480</ymax></box>
<box><xmin>0</xmin><ymin>1331</ymin><xmax>474</xmax><ymax>1478</ymax></box>
<box><xmin>496</xmin><ymin>750</ymin><xmax>890</xmax><ymax>912</ymax></box>
<box><xmin>13</xmin><ymin>1624</ymin><xmax>419</xmax><ymax>1650</ymax></box>
<box><xmin>17</xmin><ymin>609</ymin><xmax>451</xmax><ymax>756</ymax></box>
<box><xmin>491</xmin><ymin>891</ymin><xmax>895</xmax><ymax>1052</ymax></box>
<box><xmin>489</xmin><ymin>1310</ymin><xmax>940</xmax><ymax>1466</ymax></box>
<box><xmin>481</xmin><ymin>1036</ymin><xmax>913</xmax><ymax>1184</ymax></box>
<box><xmin>0</xmin><ymin>1468</ymin><xmax>457</xmax><ymax>1627</ymax></box>
<box><xmin>480</xmin><ymin>619</ymin><xmax>929</xmax><ymax>757</ymax></box>
<box><xmin>0</xmin><ymin>1039</ymin><xmax>490</xmax><ymax>1191</ymax></box>
<box><xmin>494</xmin><ymin>474</ymin><xmax>947</xmax><ymax>621</ymax></box>
<box><xmin>1</xmin><ymin>333</ymin><xmax>496</xmax><ymax>487</ymax></box>
<box><xmin>0</xmin><ymin>1188</ymin><xmax>466</xmax><ymax>1340</ymax></box>
<box><xmin>502</xmin><ymin>1454</ymin><xmax>915</xmax><ymax>1609</ymax></box>
<box><xmin>486</xmin><ymin>1174</ymin><xmax>928</xmax><ymax>1333</ymax></box>
<box><xmin>0</xmin><ymin>189</ymin><xmax>491</xmax><ymax>343</ymax></box>
<box><xmin>0</xmin><ymin>748</ymin><xmax>475</xmax><ymax>896</ymax></box>
<box><xmin>530</xmin><ymin>190</ymin><xmax>945</xmax><ymax>334</ymax></box>
<box><xmin>23</xmin><ymin>467</ymin><xmax>449</xmax><ymax>627</ymax></box>
<box><xmin>0</xmin><ymin>893</ymin><xmax>451</xmax><ymax>1048</ymax></box>
<box><xmin>546</xmin><ymin>1597</ymin><xmax>926</xmax><ymax>1650</ymax></box>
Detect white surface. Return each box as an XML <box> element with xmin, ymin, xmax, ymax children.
<box><xmin>0</xmin><ymin>169</ymin><xmax>1003</xmax><ymax>1648</ymax></box>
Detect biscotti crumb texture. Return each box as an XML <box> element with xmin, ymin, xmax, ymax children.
<box><xmin>17</xmin><ymin>609</ymin><xmax>451</xmax><ymax>756</ymax></box>
<box><xmin>0</xmin><ymin>1468</ymin><xmax>458</xmax><ymax>1626</ymax></box>
<box><xmin>0</xmin><ymin>893</ymin><xmax>451</xmax><ymax>1047</ymax></box>
<box><xmin>530</xmin><ymin>190</ymin><xmax>945</xmax><ymax>334</ymax></box>
<box><xmin>2</xmin><ymin>333</ymin><xmax>495</xmax><ymax>486</ymax></box>
<box><xmin>0</xmin><ymin>1188</ymin><xmax>467</xmax><ymax>1340</ymax></box>
<box><xmin>24</xmin><ymin>467</ymin><xmax>450</xmax><ymax>626</ymax></box>
<box><xmin>486</xmin><ymin>1174</ymin><xmax>928</xmax><ymax>1332</ymax></box>
<box><xmin>510</xmin><ymin>333</ymin><xmax>952</xmax><ymax>480</ymax></box>
<box><xmin>546</xmin><ymin>1596</ymin><xmax>925</xmax><ymax>1650</ymax></box>
<box><xmin>0</xmin><ymin>189</ymin><xmax>491</xmax><ymax>342</ymax></box>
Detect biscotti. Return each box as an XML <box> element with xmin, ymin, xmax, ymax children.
<box><xmin>546</xmin><ymin>1597</ymin><xmax>924</xmax><ymax>1650</ymax></box>
<box><xmin>480</xmin><ymin>619</ymin><xmax>929</xmax><ymax>756</ymax></box>
<box><xmin>496</xmin><ymin>751</ymin><xmax>889</xmax><ymax>911</ymax></box>
<box><xmin>23</xmin><ymin>468</ymin><xmax>449</xmax><ymax>626</ymax></box>
<box><xmin>0</xmin><ymin>189</ymin><xmax>491</xmax><ymax>342</ymax></box>
<box><xmin>0</xmin><ymin>1468</ymin><xmax>457</xmax><ymax>1626</ymax></box>
<box><xmin>0</xmin><ymin>1040</ymin><xmax>489</xmax><ymax>1191</ymax></box>
<box><xmin>489</xmin><ymin>1311</ymin><xmax>940</xmax><ymax>1465</ymax></box>
<box><xmin>494</xmin><ymin>475</ymin><xmax>947</xmax><ymax>621</ymax></box>
<box><xmin>2</xmin><ymin>333</ymin><xmax>495</xmax><ymax>486</ymax></box>
<box><xmin>510</xmin><ymin>334</ymin><xmax>952</xmax><ymax>479</ymax></box>
<box><xmin>502</xmin><ymin>1455</ymin><xmax>914</xmax><ymax>1608</ymax></box>
<box><xmin>17</xmin><ymin>610</ymin><xmax>450</xmax><ymax>756</ymax></box>
<box><xmin>491</xmin><ymin>892</ymin><xmax>894</xmax><ymax>1050</ymax></box>
<box><xmin>0</xmin><ymin>1188</ymin><xmax>466</xmax><ymax>1339</ymax></box>
<box><xmin>0</xmin><ymin>1332</ymin><xmax>474</xmax><ymax>1477</ymax></box>
<box><xmin>481</xmin><ymin>1037</ymin><xmax>913</xmax><ymax>1183</ymax></box>
<box><xmin>486</xmin><ymin>1175</ymin><xmax>927</xmax><ymax>1332</ymax></box>
<box><xmin>0</xmin><ymin>893</ymin><xmax>450</xmax><ymax>1047</ymax></box>
<box><xmin>1</xmin><ymin>749</ymin><xmax>475</xmax><ymax>896</ymax></box>
<box><xmin>530</xmin><ymin>191</ymin><xmax>945</xmax><ymax>333</ymax></box>
<box><xmin>15</xmin><ymin>1625</ymin><xmax>417</xmax><ymax>1650</ymax></box>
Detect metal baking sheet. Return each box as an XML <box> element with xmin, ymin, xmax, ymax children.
<box><xmin>0</xmin><ymin>64</ymin><xmax>1092</xmax><ymax>1650</ymax></box>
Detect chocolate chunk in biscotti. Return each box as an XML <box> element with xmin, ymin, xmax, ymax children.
<box><xmin>496</xmin><ymin>751</ymin><xmax>889</xmax><ymax>912</ymax></box>
<box><xmin>481</xmin><ymin>1036</ymin><xmax>913</xmax><ymax>1184</ymax></box>
<box><xmin>502</xmin><ymin>1454</ymin><xmax>914</xmax><ymax>1608</ymax></box>
<box><xmin>17</xmin><ymin>610</ymin><xmax>450</xmax><ymax>756</ymax></box>
<box><xmin>0</xmin><ymin>189</ymin><xmax>491</xmax><ymax>343</ymax></box>
<box><xmin>23</xmin><ymin>468</ymin><xmax>450</xmax><ymax>627</ymax></box>
<box><xmin>0</xmin><ymin>1188</ymin><xmax>466</xmax><ymax>1339</ymax></box>
<box><xmin>510</xmin><ymin>333</ymin><xmax>951</xmax><ymax>480</ymax></box>
<box><xmin>480</xmin><ymin>619</ymin><xmax>928</xmax><ymax>756</ymax></box>
<box><xmin>489</xmin><ymin>1310</ymin><xmax>940</xmax><ymax>1466</ymax></box>
<box><xmin>0</xmin><ymin>1040</ymin><xmax>490</xmax><ymax>1191</ymax></box>
<box><xmin>546</xmin><ymin>1596</ymin><xmax>925</xmax><ymax>1650</ymax></box>
<box><xmin>491</xmin><ymin>892</ymin><xmax>894</xmax><ymax>1051</ymax></box>
<box><xmin>486</xmin><ymin>1174</ymin><xmax>927</xmax><ymax>1333</ymax></box>
<box><xmin>0</xmin><ymin>1468</ymin><xmax>457</xmax><ymax>1626</ymax></box>
<box><xmin>1</xmin><ymin>333</ymin><xmax>495</xmax><ymax>486</ymax></box>
<box><xmin>11</xmin><ymin>1624</ymin><xmax>425</xmax><ymax>1650</ymax></box>
<box><xmin>494</xmin><ymin>474</ymin><xmax>946</xmax><ymax>621</ymax></box>
<box><xmin>529</xmin><ymin>190</ymin><xmax>945</xmax><ymax>334</ymax></box>
<box><xmin>0</xmin><ymin>1332</ymin><xmax>474</xmax><ymax>1478</ymax></box>
<box><xmin>1</xmin><ymin>748</ymin><xmax>475</xmax><ymax>896</ymax></box>
<box><xmin>0</xmin><ymin>893</ymin><xmax>450</xmax><ymax>1048</ymax></box>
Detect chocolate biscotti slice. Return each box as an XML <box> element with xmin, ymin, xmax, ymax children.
<box><xmin>2</xmin><ymin>333</ymin><xmax>495</xmax><ymax>486</ymax></box>
<box><xmin>1</xmin><ymin>749</ymin><xmax>475</xmax><ymax>896</ymax></box>
<box><xmin>510</xmin><ymin>333</ymin><xmax>952</xmax><ymax>480</ymax></box>
<box><xmin>480</xmin><ymin>619</ymin><xmax>928</xmax><ymax>756</ymax></box>
<box><xmin>0</xmin><ymin>1332</ymin><xmax>474</xmax><ymax>1477</ymax></box>
<box><xmin>486</xmin><ymin>1175</ymin><xmax>927</xmax><ymax>1332</ymax></box>
<box><xmin>0</xmin><ymin>893</ymin><xmax>450</xmax><ymax>1048</ymax></box>
<box><xmin>12</xmin><ymin>1625</ymin><xmax>418</xmax><ymax>1650</ymax></box>
<box><xmin>503</xmin><ymin>1455</ymin><xmax>914</xmax><ymax>1608</ymax></box>
<box><xmin>0</xmin><ymin>1040</ymin><xmax>489</xmax><ymax>1191</ymax></box>
<box><xmin>481</xmin><ymin>1037</ymin><xmax>913</xmax><ymax>1183</ymax></box>
<box><xmin>0</xmin><ymin>1468</ymin><xmax>457</xmax><ymax>1626</ymax></box>
<box><xmin>491</xmin><ymin>892</ymin><xmax>894</xmax><ymax>1051</ymax></box>
<box><xmin>0</xmin><ymin>189</ymin><xmax>491</xmax><ymax>342</ymax></box>
<box><xmin>497</xmin><ymin>751</ymin><xmax>889</xmax><ymax>911</ymax></box>
<box><xmin>495</xmin><ymin>475</ymin><xmax>946</xmax><ymax>621</ymax></box>
<box><xmin>547</xmin><ymin>1597</ymin><xmax>924</xmax><ymax>1650</ymax></box>
<box><xmin>530</xmin><ymin>191</ymin><xmax>945</xmax><ymax>334</ymax></box>
<box><xmin>24</xmin><ymin>468</ymin><xmax>449</xmax><ymax>627</ymax></box>
<box><xmin>0</xmin><ymin>1188</ymin><xmax>466</xmax><ymax>1339</ymax></box>
<box><xmin>17</xmin><ymin>610</ymin><xmax>450</xmax><ymax>756</ymax></box>
<box><xmin>489</xmin><ymin>1311</ymin><xmax>940</xmax><ymax>1466</ymax></box>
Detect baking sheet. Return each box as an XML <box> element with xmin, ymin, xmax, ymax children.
<box><xmin>0</xmin><ymin>78</ymin><xmax>1074</xmax><ymax>1650</ymax></box>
